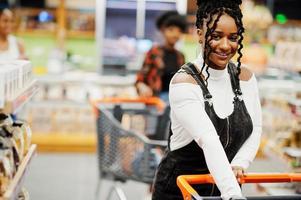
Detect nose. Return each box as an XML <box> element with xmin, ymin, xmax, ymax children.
<box><xmin>219</xmin><ymin>37</ymin><xmax>231</xmax><ymax>51</ymax></box>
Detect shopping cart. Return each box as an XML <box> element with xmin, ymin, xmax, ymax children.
<box><xmin>91</xmin><ymin>97</ymin><xmax>169</xmax><ymax>200</ymax></box>
<box><xmin>177</xmin><ymin>173</ymin><xmax>301</xmax><ymax>200</ymax></box>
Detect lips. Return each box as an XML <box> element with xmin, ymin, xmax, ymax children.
<box><xmin>214</xmin><ymin>52</ymin><xmax>229</xmax><ymax>60</ymax></box>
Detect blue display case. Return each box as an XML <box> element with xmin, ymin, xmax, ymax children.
<box><xmin>96</xmin><ymin>0</ymin><xmax>185</xmax><ymax>75</ymax></box>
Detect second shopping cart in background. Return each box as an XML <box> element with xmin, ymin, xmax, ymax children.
<box><xmin>92</xmin><ymin>97</ymin><xmax>169</xmax><ymax>200</ymax></box>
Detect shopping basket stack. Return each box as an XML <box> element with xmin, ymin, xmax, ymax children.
<box><xmin>177</xmin><ymin>173</ymin><xmax>301</xmax><ymax>200</ymax></box>
<box><xmin>92</xmin><ymin>97</ymin><xmax>169</xmax><ymax>199</ymax></box>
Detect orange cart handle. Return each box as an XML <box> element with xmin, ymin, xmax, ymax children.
<box><xmin>90</xmin><ymin>97</ymin><xmax>165</xmax><ymax>116</ymax></box>
<box><xmin>177</xmin><ymin>173</ymin><xmax>301</xmax><ymax>200</ymax></box>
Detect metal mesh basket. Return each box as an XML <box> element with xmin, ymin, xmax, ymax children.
<box><xmin>93</xmin><ymin>97</ymin><xmax>168</xmax><ymax>184</ymax></box>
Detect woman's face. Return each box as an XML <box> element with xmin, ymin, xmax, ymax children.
<box><xmin>198</xmin><ymin>14</ymin><xmax>239</xmax><ymax>70</ymax></box>
<box><xmin>0</xmin><ymin>9</ymin><xmax>14</xmax><ymax>36</ymax></box>
<box><xmin>162</xmin><ymin>26</ymin><xmax>183</xmax><ymax>47</ymax></box>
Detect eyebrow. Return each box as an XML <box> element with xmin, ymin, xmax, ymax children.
<box><xmin>213</xmin><ymin>31</ymin><xmax>238</xmax><ymax>35</ymax></box>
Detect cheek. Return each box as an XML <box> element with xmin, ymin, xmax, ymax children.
<box><xmin>169</xmin><ymin>31</ymin><xmax>180</xmax><ymax>38</ymax></box>
<box><xmin>209</xmin><ymin>41</ymin><xmax>218</xmax><ymax>50</ymax></box>
<box><xmin>0</xmin><ymin>23</ymin><xmax>5</xmax><ymax>31</ymax></box>
<box><xmin>231</xmin><ymin>43</ymin><xmax>239</xmax><ymax>53</ymax></box>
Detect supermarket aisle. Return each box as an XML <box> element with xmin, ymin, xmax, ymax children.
<box><xmin>24</xmin><ymin>153</ymin><xmax>149</xmax><ymax>200</ymax></box>
<box><xmin>24</xmin><ymin>152</ymin><xmax>290</xmax><ymax>200</ymax></box>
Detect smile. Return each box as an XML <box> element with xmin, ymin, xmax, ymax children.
<box><xmin>214</xmin><ymin>52</ymin><xmax>229</xmax><ymax>60</ymax></box>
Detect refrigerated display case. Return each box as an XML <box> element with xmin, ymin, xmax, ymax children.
<box><xmin>96</xmin><ymin>0</ymin><xmax>187</xmax><ymax>75</ymax></box>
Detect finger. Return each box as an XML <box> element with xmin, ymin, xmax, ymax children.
<box><xmin>237</xmin><ymin>169</ymin><xmax>243</xmax><ymax>178</ymax></box>
<box><xmin>233</xmin><ymin>169</ymin><xmax>238</xmax><ymax>178</ymax></box>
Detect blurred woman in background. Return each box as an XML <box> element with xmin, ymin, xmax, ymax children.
<box><xmin>0</xmin><ymin>8</ymin><xmax>27</xmax><ymax>60</ymax></box>
<box><xmin>135</xmin><ymin>11</ymin><xmax>187</xmax><ymax>103</ymax></box>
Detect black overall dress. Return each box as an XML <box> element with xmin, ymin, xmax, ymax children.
<box><xmin>152</xmin><ymin>62</ymin><xmax>253</xmax><ymax>200</ymax></box>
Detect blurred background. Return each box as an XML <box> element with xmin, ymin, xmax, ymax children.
<box><xmin>1</xmin><ymin>0</ymin><xmax>301</xmax><ymax>199</ymax></box>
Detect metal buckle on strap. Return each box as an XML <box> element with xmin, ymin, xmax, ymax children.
<box><xmin>204</xmin><ymin>94</ymin><xmax>213</xmax><ymax>106</ymax></box>
<box><xmin>234</xmin><ymin>95</ymin><xmax>243</xmax><ymax>101</ymax></box>
<box><xmin>234</xmin><ymin>89</ymin><xmax>242</xmax><ymax>96</ymax></box>
<box><xmin>204</xmin><ymin>99</ymin><xmax>213</xmax><ymax>106</ymax></box>
<box><xmin>234</xmin><ymin>89</ymin><xmax>243</xmax><ymax>101</ymax></box>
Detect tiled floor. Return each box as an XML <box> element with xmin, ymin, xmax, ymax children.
<box><xmin>24</xmin><ymin>153</ymin><xmax>149</xmax><ymax>200</ymax></box>
<box><xmin>23</xmin><ymin>152</ymin><xmax>291</xmax><ymax>200</ymax></box>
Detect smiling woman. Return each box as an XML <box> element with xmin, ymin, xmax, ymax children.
<box><xmin>151</xmin><ymin>0</ymin><xmax>262</xmax><ymax>200</ymax></box>
<box><xmin>202</xmin><ymin>14</ymin><xmax>239</xmax><ymax>69</ymax></box>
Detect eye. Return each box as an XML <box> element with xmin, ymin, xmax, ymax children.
<box><xmin>229</xmin><ymin>35</ymin><xmax>238</xmax><ymax>42</ymax></box>
<box><xmin>211</xmin><ymin>34</ymin><xmax>221</xmax><ymax>41</ymax></box>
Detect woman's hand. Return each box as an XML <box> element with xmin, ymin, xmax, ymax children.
<box><xmin>137</xmin><ymin>82</ymin><xmax>153</xmax><ymax>97</ymax></box>
<box><xmin>232</xmin><ymin>166</ymin><xmax>245</xmax><ymax>182</ymax></box>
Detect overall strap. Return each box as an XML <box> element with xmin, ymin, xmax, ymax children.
<box><xmin>167</xmin><ymin>124</ymin><xmax>172</xmax><ymax>150</ymax></box>
<box><xmin>181</xmin><ymin>63</ymin><xmax>213</xmax><ymax>103</ymax></box>
<box><xmin>168</xmin><ymin>63</ymin><xmax>213</xmax><ymax>150</ymax></box>
<box><xmin>227</xmin><ymin>62</ymin><xmax>243</xmax><ymax>101</ymax></box>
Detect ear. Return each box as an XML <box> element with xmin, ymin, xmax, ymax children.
<box><xmin>197</xmin><ymin>28</ymin><xmax>203</xmax><ymax>44</ymax></box>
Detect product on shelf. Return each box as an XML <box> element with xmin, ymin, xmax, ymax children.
<box><xmin>0</xmin><ymin>60</ymin><xmax>34</xmax><ymax>110</ymax></box>
<box><xmin>0</xmin><ymin>149</ymin><xmax>14</xmax><ymax>194</ymax></box>
<box><xmin>241</xmin><ymin>0</ymin><xmax>273</xmax><ymax>43</ymax></box>
<box><xmin>241</xmin><ymin>43</ymin><xmax>269</xmax><ymax>74</ymax></box>
<box><xmin>269</xmin><ymin>41</ymin><xmax>301</xmax><ymax>72</ymax></box>
<box><xmin>268</xmin><ymin>25</ymin><xmax>301</xmax><ymax>44</ymax></box>
<box><xmin>21</xmin><ymin>101</ymin><xmax>96</xmax><ymax>135</ymax></box>
<box><xmin>0</xmin><ymin>60</ymin><xmax>36</xmax><ymax>199</ymax></box>
<box><xmin>0</xmin><ymin>114</ymin><xmax>34</xmax><ymax>197</ymax></box>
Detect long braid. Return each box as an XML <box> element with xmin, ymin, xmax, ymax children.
<box><xmin>200</xmin><ymin>10</ymin><xmax>216</xmax><ymax>77</ymax></box>
<box><xmin>224</xmin><ymin>9</ymin><xmax>245</xmax><ymax>78</ymax></box>
<box><xmin>235</xmin><ymin>17</ymin><xmax>244</xmax><ymax>77</ymax></box>
<box><xmin>203</xmin><ymin>9</ymin><xmax>224</xmax><ymax>85</ymax></box>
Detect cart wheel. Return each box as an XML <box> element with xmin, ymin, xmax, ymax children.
<box><xmin>106</xmin><ymin>185</ymin><xmax>127</xmax><ymax>200</ymax></box>
<box><xmin>17</xmin><ymin>187</ymin><xmax>30</xmax><ymax>200</ymax></box>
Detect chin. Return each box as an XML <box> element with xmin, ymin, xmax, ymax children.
<box><xmin>167</xmin><ymin>42</ymin><xmax>177</xmax><ymax>47</ymax></box>
<box><xmin>216</xmin><ymin>62</ymin><xmax>228</xmax><ymax>69</ymax></box>
<box><xmin>209</xmin><ymin>60</ymin><xmax>228</xmax><ymax>70</ymax></box>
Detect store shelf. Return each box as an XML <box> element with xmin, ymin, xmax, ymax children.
<box><xmin>258</xmin><ymin>79</ymin><xmax>301</xmax><ymax>93</ymax></box>
<box><xmin>257</xmin><ymin>139</ymin><xmax>301</xmax><ymax>195</ymax></box>
<box><xmin>2</xmin><ymin>144</ymin><xmax>37</xmax><ymax>200</ymax></box>
<box><xmin>16</xmin><ymin>30</ymin><xmax>56</xmax><ymax>38</ymax></box>
<box><xmin>67</xmin><ymin>30</ymin><xmax>95</xmax><ymax>39</ymax></box>
<box><xmin>36</xmin><ymin>73</ymin><xmax>136</xmax><ymax>86</ymax></box>
<box><xmin>32</xmin><ymin>133</ymin><xmax>96</xmax><ymax>153</ymax></box>
<box><xmin>0</xmin><ymin>80</ymin><xmax>39</xmax><ymax>114</ymax></box>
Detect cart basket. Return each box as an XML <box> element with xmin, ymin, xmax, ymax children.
<box><xmin>91</xmin><ymin>97</ymin><xmax>168</xmax><ymax>184</ymax></box>
<box><xmin>177</xmin><ymin>173</ymin><xmax>301</xmax><ymax>200</ymax></box>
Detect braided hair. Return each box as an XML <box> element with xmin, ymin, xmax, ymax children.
<box><xmin>195</xmin><ymin>0</ymin><xmax>244</xmax><ymax>85</ymax></box>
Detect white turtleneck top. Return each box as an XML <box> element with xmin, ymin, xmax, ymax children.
<box><xmin>168</xmin><ymin>56</ymin><xmax>262</xmax><ymax>199</ymax></box>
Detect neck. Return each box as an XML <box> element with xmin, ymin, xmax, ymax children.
<box><xmin>206</xmin><ymin>60</ymin><xmax>226</xmax><ymax>70</ymax></box>
<box><xmin>194</xmin><ymin>53</ymin><xmax>228</xmax><ymax>80</ymax></box>
<box><xmin>163</xmin><ymin>42</ymin><xmax>175</xmax><ymax>50</ymax></box>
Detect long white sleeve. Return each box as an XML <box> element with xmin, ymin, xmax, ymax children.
<box><xmin>231</xmin><ymin>76</ymin><xmax>262</xmax><ymax>169</ymax></box>
<box><xmin>169</xmin><ymin>84</ymin><xmax>242</xmax><ymax>199</ymax></box>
